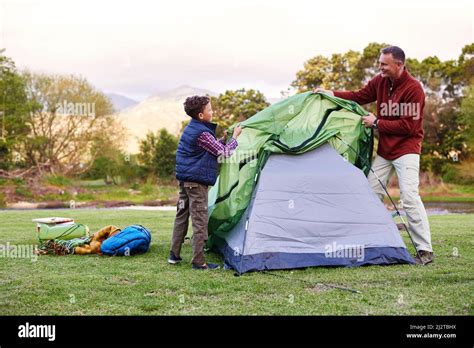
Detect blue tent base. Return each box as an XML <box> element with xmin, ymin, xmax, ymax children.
<box><xmin>214</xmin><ymin>237</ymin><xmax>415</xmax><ymax>274</ymax></box>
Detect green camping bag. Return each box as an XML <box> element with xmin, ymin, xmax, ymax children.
<box><xmin>37</xmin><ymin>223</ymin><xmax>90</xmax><ymax>241</ymax></box>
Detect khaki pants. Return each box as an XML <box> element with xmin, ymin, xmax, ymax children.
<box><xmin>368</xmin><ymin>154</ymin><xmax>432</xmax><ymax>252</ymax></box>
<box><xmin>170</xmin><ymin>181</ymin><xmax>209</xmax><ymax>265</ymax></box>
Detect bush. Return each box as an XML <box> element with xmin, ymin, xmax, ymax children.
<box><xmin>420</xmin><ymin>154</ymin><xmax>446</xmax><ymax>175</ymax></box>
<box><xmin>0</xmin><ymin>192</ymin><xmax>6</xmax><ymax>208</ymax></box>
<box><xmin>15</xmin><ymin>186</ymin><xmax>32</xmax><ymax>198</ymax></box>
<box><xmin>441</xmin><ymin>162</ymin><xmax>474</xmax><ymax>185</ymax></box>
<box><xmin>11</xmin><ymin>178</ymin><xmax>24</xmax><ymax>185</ymax></box>
<box><xmin>38</xmin><ymin>192</ymin><xmax>73</xmax><ymax>202</ymax></box>
<box><xmin>84</xmin><ymin>153</ymin><xmax>144</xmax><ymax>185</ymax></box>
<box><xmin>141</xmin><ymin>180</ymin><xmax>155</xmax><ymax>195</ymax></box>
<box><xmin>44</xmin><ymin>174</ymin><xmax>71</xmax><ymax>187</ymax></box>
<box><xmin>76</xmin><ymin>193</ymin><xmax>95</xmax><ymax>201</ymax></box>
<box><xmin>138</xmin><ymin>129</ymin><xmax>178</xmax><ymax>180</ymax></box>
<box><xmin>130</xmin><ymin>182</ymin><xmax>140</xmax><ymax>190</ymax></box>
<box><xmin>154</xmin><ymin>129</ymin><xmax>178</xmax><ymax>178</ymax></box>
<box><xmin>440</xmin><ymin>163</ymin><xmax>459</xmax><ymax>183</ymax></box>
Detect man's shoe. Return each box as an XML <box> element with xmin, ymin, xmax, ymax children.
<box><xmin>168</xmin><ymin>251</ymin><xmax>182</xmax><ymax>264</ymax></box>
<box><xmin>192</xmin><ymin>262</ymin><xmax>220</xmax><ymax>270</ymax></box>
<box><xmin>414</xmin><ymin>250</ymin><xmax>434</xmax><ymax>265</ymax></box>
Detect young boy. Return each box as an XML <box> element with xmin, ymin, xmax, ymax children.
<box><xmin>168</xmin><ymin>95</ymin><xmax>242</xmax><ymax>270</ymax></box>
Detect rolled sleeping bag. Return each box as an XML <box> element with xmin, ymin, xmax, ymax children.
<box><xmin>100</xmin><ymin>225</ymin><xmax>151</xmax><ymax>256</ymax></box>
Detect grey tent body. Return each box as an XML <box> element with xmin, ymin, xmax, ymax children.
<box><xmin>212</xmin><ymin>143</ymin><xmax>415</xmax><ymax>273</ymax></box>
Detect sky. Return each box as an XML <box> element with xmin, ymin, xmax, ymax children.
<box><xmin>1</xmin><ymin>0</ymin><xmax>473</xmax><ymax>100</ymax></box>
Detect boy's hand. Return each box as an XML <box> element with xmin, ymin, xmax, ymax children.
<box><xmin>232</xmin><ymin>124</ymin><xmax>242</xmax><ymax>138</ymax></box>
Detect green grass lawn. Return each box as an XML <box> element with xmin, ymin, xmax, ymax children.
<box><xmin>0</xmin><ymin>209</ymin><xmax>472</xmax><ymax>315</ymax></box>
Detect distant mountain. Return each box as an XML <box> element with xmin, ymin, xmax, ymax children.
<box><xmin>106</xmin><ymin>93</ymin><xmax>139</xmax><ymax>112</ymax></box>
<box><xmin>155</xmin><ymin>85</ymin><xmax>217</xmax><ymax>101</ymax></box>
<box><xmin>115</xmin><ymin>86</ymin><xmax>217</xmax><ymax>153</ymax></box>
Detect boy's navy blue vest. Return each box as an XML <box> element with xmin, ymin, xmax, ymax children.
<box><xmin>175</xmin><ymin>118</ymin><xmax>218</xmax><ymax>186</ymax></box>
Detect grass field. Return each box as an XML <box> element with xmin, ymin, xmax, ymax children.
<box><xmin>0</xmin><ymin>209</ymin><xmax>472</xmax><ymax>315</ymax></box>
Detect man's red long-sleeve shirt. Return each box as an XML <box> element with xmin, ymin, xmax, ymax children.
<box><xmin>334</xmin><ymin>68</ymin><xmax>425</xmax><ymax>160</ymax></box>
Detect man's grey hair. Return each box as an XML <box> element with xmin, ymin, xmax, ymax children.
<box><xmin>381</xmin><ymin>46</ymin><xmax>405</xmax><ymax>64</ymax></box>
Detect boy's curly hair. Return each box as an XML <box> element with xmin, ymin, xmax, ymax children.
<box><xmin>184</xmin><ymin>95</ymin><xmax>210</xmax><ymax>119</ymax></box>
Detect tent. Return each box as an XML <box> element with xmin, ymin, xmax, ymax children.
<box><xmin>207</xmin><ymin>92</ymin><xmax>414</xmax><ymax>273</ymax></box>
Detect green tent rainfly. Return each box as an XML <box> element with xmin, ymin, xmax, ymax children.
<box><xmin>207</xmin><ymin>92</ymin><xmax>374</xmax><ymax>247</ymax></box>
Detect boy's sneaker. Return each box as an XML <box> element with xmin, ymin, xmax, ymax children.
<box><xmin>168</xmin><ymin>251</ymin><xmax>182</xmax><ymax>264</ymax></box>
<box><xmin>192</xmin><ymin>262</ymin><xmax>220</xmax><ymax>270</ymax></box>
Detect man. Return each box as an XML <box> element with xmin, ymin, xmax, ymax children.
<box><xmin>314</xmin><ymin>46</ymin><xmax>433</xmax><ymax>264</ymax></box>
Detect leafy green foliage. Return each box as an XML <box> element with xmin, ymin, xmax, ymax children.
<box><xmin>0</xmin><ymin>55</ymin><xmax>32</xmax><ymax>169</ymax></box>
<box><xmin>154</xmin><ymin>129</ymin><xmax>179</xmax><ymax>178</ymax></box>
<box><xmin>138</xmin><ymin>129</ymin><xmax>178</xmax><ymax>179</ymax></box>
<box><xmin>210</xmin><ymin>88</ymin><xmax>269</xmax><ymax>137</ymax></box>
<box><xmin>460</xmin><ymin>84</ymin><xmax>474</xmax><ymax>149</ymax></box>
<box><xmin>44</xmin><ymin>174</ymin><xmax>72</xmax><ymax>187</ymax></box>
<box><xmin>292</xmin><ymin>42</ymin><xmax>389</xmax><ymax>92</ymax></box>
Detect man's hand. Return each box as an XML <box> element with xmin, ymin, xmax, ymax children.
<box><xmin>361</xmin><ymin>113</ymin><xmax>377</xmax><ymax>128</ymax></box>
<box><xmin>232</xmin><ymin>124</ymin><xmax>242</xmax><ymax>138</ymax></box>
<box><xmin>312</xmin><ymin>87</ymin><xmax>334</xmax><ymax>96</ymax></box>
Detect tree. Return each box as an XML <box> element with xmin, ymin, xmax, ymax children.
<box><xmin>353</xmin><ymin>42</ymin><xmax>389</xmax><ymax>85</ymax></box>
<box><xmin>413</xmin><ymin>43</ymin><xmax>474</xmax><ymax>172</ymax></box>
<box><xmin>210</xmin><ymin>88</ymin><xmax>269</xmax><ymax>137</ymax></box>
<box><xmin>153</xmin><ymin>129</ymin><xmax>178</xmax><ymax>178</ymax></box>
<box><xmin>406</xmin><ymin>56</ymin><xmax>458</xmax><ymax>100</ymax></box>
<box><xmin>460</xmin><ymin>83</ymin><xmax>474</xmax><ymax>153</ymax></box>
<box><xmin>138</xmin><ymin>129</ymin><xmax>178</xmax><ymax>179</ymax></box>
<box><xmin>292</xmin><ymin>54</ymin><xmax>332</xmax><ymax>92</ymax></box>
<box><xmin>458</xmin><ymin>43</ymin><xmax>474</xmax><ymax>86</ymax></box>
<box><xmin>137</xmin><ymin>132</ymin><xmax>158</xmax><ymax>174</ymax></box>
<box><xmin>84</xmin><ymin>132</ymin><xmax>138</xmax><ymax>184</ymax></box>
<box><xmin>326</xmin><ymin>50</ymin><xmax>362</xmax><ymax>90</ymax></box>
<box><xmin>21</xmin><ymin>71</ymin><xmax>125</xmax><ymax>175</ymax></box>
<box><xmin>292</xmin><ymin>42</ymin><xmax>389</xmax><ymax>92</ymax></box>
<box><xmin>0</xmin><ymin>54</ymin><xmax>31</xmax><ymax>169</ymax></box>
